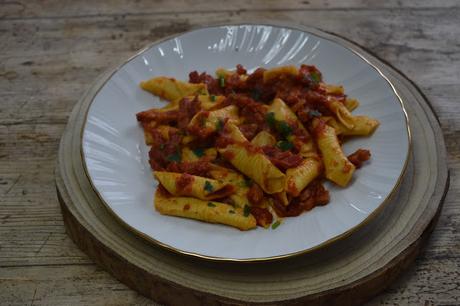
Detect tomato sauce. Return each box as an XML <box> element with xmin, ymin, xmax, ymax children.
<box><xmin>262</xmin><ymin>146</ymin><xmax>303</xmax><ymax>171</ymax></box>
<box><xmin>273</xmin><ymin>180</ymin><xmax>329</xmax><ymax>217</ymax></box>
<box><xmin>347</xmin><ymin>149</ymin><xmax>371</xmax><ymax>169</ymax></box>
<box><xmin>250</xmin><ymin>207</ymin><xmax>273</xmax><ymax>227</ymax></box>
<box><xmin>247</xmin><ymin>184</ymin><xmax>264</xmax><ymax>205</ymax></box>
<box><xmin>175</xmin><ymin>173</ymin><xmax>194</xmax><ymax>194</ymax></box>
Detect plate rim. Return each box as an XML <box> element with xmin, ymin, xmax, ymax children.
<box><xmin>79</xmin><ymin>22</ymin><xmax>412</xmax><ymax>263</ymax></box>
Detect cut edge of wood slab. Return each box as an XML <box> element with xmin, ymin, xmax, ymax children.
<box><xmin>57</xmin><ymin>173</ymin><xmax>449</xmax><ymax>306</ymax></box>
<box><xmin>55</xmin><ymin>23</ymin><xmax>450</xmax><ymax>306</ymax></box>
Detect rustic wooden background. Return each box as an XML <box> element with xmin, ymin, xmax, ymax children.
<box><xmin>1</xmin><ymin>1</ymin><xmax>459</xmax><ymax>305</ymax></box>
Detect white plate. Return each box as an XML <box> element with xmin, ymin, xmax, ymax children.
<box><xmin>82</xmin><ymin>24</ymin><xmax>410</xmax><ymax>261</ymax></box>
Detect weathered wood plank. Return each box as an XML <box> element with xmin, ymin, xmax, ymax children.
<box><xmin>0</xmin><ymin>2</ymin><xmax>459</xmax><ymax>306</ymax></box>
<box><xmin>1</xmin><ymin>0</ymin><xmax>459</xmax><ymax>20</ymax></box>
<box><xmin>0</xmin><ymin>265</ymin><xmax>155</xmax><ymax>306</ymax></box>
<box><xmin>1</xmin><ymin>9</ymin><xmax>459</xmax><ymax>125</ymax></box>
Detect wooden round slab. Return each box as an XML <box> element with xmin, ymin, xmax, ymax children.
<box><xmin>56</xmin><ymin>24</ymin><xmax>449</xmax><ymax>305</ymax></box>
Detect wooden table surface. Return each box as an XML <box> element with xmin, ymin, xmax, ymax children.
<box><xmin>1</xmin><ymin>1</ymin><xmax>459</xmax><ymax>305</ymax></box>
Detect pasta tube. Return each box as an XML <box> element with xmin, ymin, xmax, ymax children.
<box><xmin>251</xmin><ymin>131</ymin><xmax>276</xmax><ymax>147</ymax></box>
<box><xmin>285</xmin><ymin>158</ymin><xmax>322</xmax><ymax>196</ymax></box>
<box><xmin>312</xmin><ymin>118</ymin><xmax>355</xmax><ymax>187</ymax></box>
<box><xmin>155</xmin><ymin>189</ymin><xmax>256</xmax><ymax>231</ymax></box>
<box><xmin>218</xmin><ymin>123</ymin><xmax>285</xmax><ymax>194</ymax></box>
<box><xmin>154</xmin><ymin>172</ymin><xmax>235</xmax><ymax>200</ymax></box>
<box><xmin>322</xmin><ymin>116</ymin><xmax>379</xmax><ymax>136</ymax></box>
<box><xmin>140</xmin><ymin>77</ymin><xmax>208</xmax><ymax>101</ymax></box>
<box><xmin>324</xmin><ymin>96</ymin><xmax>355</xmax><ymax>129</ymax></box>
<box><xmin>188</xmin><ymin>105</ymin><xmax>240</xmax><ymax>137</ymax></box>
<box><xmin>208</xmin><ymin>164</ymin><xmax>251</xmax><ymax>209</ymax></box>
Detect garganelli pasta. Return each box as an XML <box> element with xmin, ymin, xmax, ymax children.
<box><xmin>136</xmin><ymin>64</ymin><xmax>379</xmax><ymax>230</ymax></box>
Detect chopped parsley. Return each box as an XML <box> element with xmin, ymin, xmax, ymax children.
<box><xmin>309</xmin><ymin>110</ymin><xmax>322</xmax><ymax>117</ymax></box>
<box><xmin>207</xmin><ymin>202</ymin><xmax>216</xmax><ymax>207</ymax></box>
<box><xmin>244</xmin><ymin>178</ymin><xmax>253</xmax><ymax>187</ymax></box>
<box><xmin>310</xmin><ymin>71</ymin><xmax>321</xmax><ymax>83</ymax></box>
<box><xmin>276</xmin><ymin>121</ymin><xmax>293</xmax><ymax>137</ymax></box>
<box><xmin>238</xmin><ymin>178</ymin><xmax>253</xmax><ymax>188</ymax></box>
<box><xmin>192</xmin><ymin>148</ymin><xmax>205</xmax><ymax>157</ymax></box>
<box><xmin>228</xmin><ymin>210</ymin><xmax>235</xmax><ymax>214</ymax></box>
<box><xmin>266</xmin><ymin>113</ymin><xmax>292</xmax><ymax>137</ymax></box>
<box><xmin>265</xmin><ymin>112</ymin><xmax>276</xmax><ymax>128</ymax></box>
<box><xmin>276</xmin><ymin>140</ymin><xmax>294</xmax><ymax>151</ymax></box>
<box><xmin>159</xmin><ymin>143</ymin><xmax>165</xmax><ymax>150</ymax></box>
<box><xmin>210</xmin><ymin>95</ymin><xmax>216</xmax><ymax>102</ymax></box>
<box><xmin>166</xmin><ymin>151</ymin><xmax>181</xmax><ymax>162</ymax></box>
<box><xmin>215</xmin><ymin>119</ymin><xmax>224</xmax><ymax>132</ymax></box>
<box><xmin>204</xmin><ymin>181</ymin><xmax>214</xmax><ymax>192</ymax></box>
<box><xmin>271</xmin><ymin>220</ymin><xmax>281</xmax><ymax>229</ymax></box>
<box><xmin>251</xmin><ymin>88</ymin><xmax>261</xmax><ymax>101</ymax></box>
<box><xmin>243</xmin><ymin>204</ymin><xmax>251</xmax><ymax>217</ymax></box>
<box><xmin>219</xmin><ymin>76</ymin><xmax>225</xmax><ymax>87</ymax></box>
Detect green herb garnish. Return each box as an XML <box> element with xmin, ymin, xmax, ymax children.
<box><xmin>215</xmin><ymin>118</ymin><xmax>224</xmax><ymax>132</ymax></box>
<box><xmin>210</xmin><ymin>95</ymin><xmax>216</xmax><ymax>102</ymax></box>
<box><xmin>238</xmin><ymin>178</ymin><xmax>253</xmax><ymax>188</ymax></box>
<box><xmin>251</xmin><ymin>88</ymin><xmax>261</xmax><ymax>101</ymax></box>
<box><xmin>276</xmin><ymin>121</ymin><xmax>293</xmax><ymax>137</ymax></box>
<box><xmin>192</xmin><ymin>148</ymin><xmax>205</xmax><ymax>157</ymax></box>
<box><xmin>310</xmin><ymin>71</ymin><xmax>321</xmax><ymax>83</ymax></box>
<box><xmin>243</xmin><ymin>204</ymin><xmax>251</xmax><ymax>217</ymax></box>
<box><xmin>204</xmin><ymin>181</ymin><xmax>214</xmax><ymax>192</ymax></box>
<box><xmin>207</xmin><ymin>202</ymin><xmax>216</xmax><ymax>207</ymax></box>
<box><xmin>166</xmin><ymin>151</ymin><xmax>181</xmax><ymax>162</ymax></box>
<box><xmin>159</xmin><ymin>143</ymin><xmax>165</xmax><ymax>150</ymax></box>
<box><xmin>244</xmin><ymin>178</ymin><xmax>253</xmax><ymax>187</ymax></box>
<box><xmin>271</xmin><ymin>221</ymin><xmax>281</xmax><ymax>229</ymax></box>
<box><xmin>309</xmin><ymin>110</ymin><xmax>322</xmax><ymax>117</ymax></box>
<box><xmin>229</xmin><ymin>210</ymin><xmax>235</xmax><ymax>214</ymax></box>
<box><xmin>276</xmin><ymin>140</ymin><xmax>294</xmax><ymax>151</ymax></box>
<box><xmin>219</xmin><ymin>76</ymin><xmax>225</xmax><ymax>87</ymax></box>
<box><xmin>265</xmin><ymin>112</ymin><xmax>276</xmax><ymax>128</ymax></box>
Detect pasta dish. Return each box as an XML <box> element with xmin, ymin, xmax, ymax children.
<box><xmin>136</xmin><ymin>65</ymin><xmax>379</xmax><ymax>230</ymax></box>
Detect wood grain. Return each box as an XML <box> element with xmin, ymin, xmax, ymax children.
<box><xmin>0</xmin><ymin>1</ymin><xmax>459</xmax><ymax>305</ymax></box>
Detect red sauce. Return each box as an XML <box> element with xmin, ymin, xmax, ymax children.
<box><xmin>242</xmin><ymin>141</ymin><xmax>263</xmax><ymax>155</ymax></box>
<box><xmin>208</xmin><ymin>185</ymin><xmax>236</xmax><ymax>199</ymax></box>
<box><xmin>215</xmin><ymin>135</ymin><xmax>237</xmax><ymax>148</ymax></box>
<box><xmin>347</xmin><ymin>149</ymin><xmax>371</xmax><ymax>169</ymax></box>
<box><xmin>220</xmin><ymin>150</ymin><xmax>236</xmax><ymax>161</ymax></box>
<box><xmin>175</xmin><ymin>173</ymin><xmax>194</xmax><ymax>194</ymax></box>
<box><xmin>262</xmin><ymin>146</ymin><xmax>303</xmax><ymax>171</ymax></box>
<box><xmin>236</xmin><ymin>64</ymin><xmax>247</xmax><ymax>75</ymax></box>
<box><xmin>227</xmin><ymin>94</ymin><xmax>267</xmax><ymax>125</ymax></box>
<box><xmin>286</xmin><ymin>179</ymin><xmax>299</xmax><ymax>196</ymax></box>
<box><xmin>250</xmin><ymin>207</ymin><xmax>273</xmax><ymax>227</ymax></box>
<box><xmin>177</xmin><ymin>96</ymin><xmax>201</xmax><ymax>129</ymax></box>
<box><xmin>273</xmin><ymin>180</ymin><xmax>329</xmax><ymax>217</ymax></box>
<box><xmin>166</xmin><ymin>161</ymin><xmax>211</xmax><ymax>177</ymax></box>
<box><xmin>238</xmin><ymin>123</ymin><xmax>259</xmax><ymax>140</ymax></box>
<box><xmin>247</xmin><ymin>184</ymin><xmax>264</xmax><ymax>205</ymax></box>
<box><xmin>189</xmin><ymin>71</ymin><xmax>223</xmax><ymax>95</ymax></box>
<box><xmin>136</xmin><ymin>109</ymin><xmax>180</xmax><ymax>124</ymax></box>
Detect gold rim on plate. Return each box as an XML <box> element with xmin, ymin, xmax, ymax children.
<box><xmin>79</xmin><ymin>22</ymin><xmax>412</xmax><ymax>263</ymax></box>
